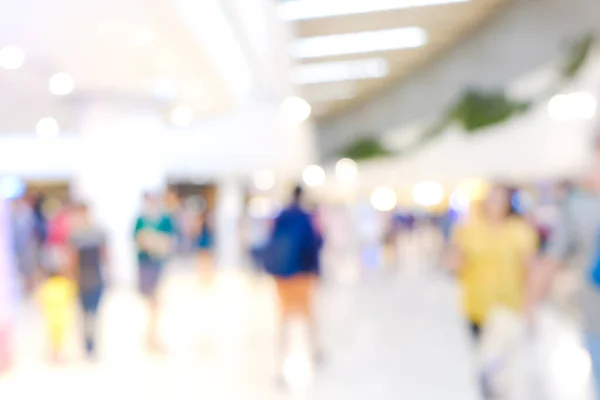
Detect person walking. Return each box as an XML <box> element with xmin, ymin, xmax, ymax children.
<box><xmin>134</xmin><ymin>193</ymin><xmax>175</xmax><ymax>352</ymax></box>
<box><xmin>46</xmin><ymin>199</ymin><xmax>72</xmax><ymax>274</ymax></box>
<box><xmin>68</xmin><ymin>203</ymin><xmax>107</xmax><ymax>360</ymax></box>
<box><xmin>264</xmin><ymin>186</ymin><xmax>323</xmax><ymax>382</ymax></box>
<box><xmin>10</xmin><ymin>195</ymin><xmax>37</xmax><ymax>293</ymax></box>
<box><xmin>194</xmin><ymin>212</ymin><xmax>214</xmax><ymax>282</ymax></box>
<box><xmin>528</xmin><ymin>136</ymin><xmax>600</xmax><ymax>397</ymax></box>
<box><xmin>447</xmin><ymin>184</ymin><xmax>538</xmax><ymax>339</ymax></box>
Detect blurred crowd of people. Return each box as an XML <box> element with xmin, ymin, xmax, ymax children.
<box><xmin>6</xmin><ymin>142</ymin><xmax>600</xmax><ymax>397</ymax></box>
<box><xmin>7</xmin><ymin>189</ymin><xmax>219</xmax><ymax>363</ymax></box>
<box><xmin>5</xmin><ymin>185</ymin><xmax>325</xmax><ymax>384</ymax></box>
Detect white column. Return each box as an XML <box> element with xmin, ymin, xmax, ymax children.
<box><xmin>215</xmin><ymin>178</ymin><xmax>244</xmax><ymax>269</ymax></box>
<box><xmin>73</xmin><ymin>103</ymin><xmax>167</xmax><ymax>288</ymax></box>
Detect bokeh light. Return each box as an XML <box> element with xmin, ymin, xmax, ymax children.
<box><xmin>49</xmin><ymin>72</ymin><xmax>75</xmax><ymax>96</ymax></box>
<box><xmin>370</xmin><ymin>186</ymin><xmax>397</xmax><ymax>212</ymax></box>
<box><xmin>302</xmin><ymin>165</ymin><xmax>325</xmax><ymax>187</ymax></box>
<box><xmin>548</xmin><ymin>92</ymin><xmax>597</xmax><ymax>122</ymax></box>
<box><xmin>0</xmin><ymin>46</ymin><xmax>25</xmax><ymax>70</ymax></box>
<box><xmin>253</xmin><ymin>170</ymin><xmax>275</xmax><ymax>191</ymax></box>
<box><xmin>36</xmin><ymin>117</ymin><xmax>60</xmax><ymax>137</ymax></box>
<box><xmin>335</xmin><ymin>158</ymin><xmax>358</xmax><ymax>182</ymax></box>
<box><xmin>281</xmin><ymin>96</ymin><xmax>312</xmax><ymax>123</ymax></box>
<box><xmin>412</xmin><ymin>181</ymin><xmax>444</xmax><ymax>207</ymax></box>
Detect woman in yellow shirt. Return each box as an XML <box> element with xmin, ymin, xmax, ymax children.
<box><xmin>448</xmin><ymin>185</ymin><xmax>537</xmax><ymax>338</ymax></box>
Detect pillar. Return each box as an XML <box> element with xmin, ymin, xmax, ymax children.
<box><xmin>72</xmin><ymin>103</ymin><xmax>167</xmax><ymax>288</ymax></box>
<box><xmin>215</xmin><ymin>178</ymin><xmax>244</xmax><ymax>269</ymax></box>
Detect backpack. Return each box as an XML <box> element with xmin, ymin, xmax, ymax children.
<box><xmin>263</xmin><ymin>209</ymin><xmax>310</xmax><ymax>278</ymax></box>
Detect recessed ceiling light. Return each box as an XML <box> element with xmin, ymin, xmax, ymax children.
<box><xmin>281</xmin><ymin>96</ymin><xmax>312</xmax><ymax>123</ymax></box>
<box><xmin>36</xmin><ymin>117</ymin><xmax>60</xmax><ymax>137</ymax></box>
<box><xmin>49</xmin><ymin>73</ymin><xmax>75</xmax><ymax>96</ymax></box>
<box><xmin>292</xmin><ymin>58</ymin><xmax>389</xmax><ymax>84</ymax></box>
<box><xmin>279</xmin><ymin>0</ymin><xmax>470</xmax><ymax>20</ymax></box>
<box><xmin>292</xmin><ymin>27</ymin><xmax>427</xmax><ymax>59</ymax></box>
<box><xmin>0</xmin><ymin>46</ymin><xmax>25</xmax><ymax>70</ymax></box>
<box><xmin>170</xmin><ymin>105</ymin><xmax>194</xmax><ymax>127</ymax></box>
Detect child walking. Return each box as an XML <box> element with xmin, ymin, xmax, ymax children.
<box><xmin>37</xmin><ymin>270</ymin><xmax>76</xmax><ymax>363</ymax></box>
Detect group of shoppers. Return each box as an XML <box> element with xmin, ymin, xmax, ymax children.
<box><xmin>8</xmin><ymin>189</ymin><xmax>218</xmax><ymax>362</ymax></box>
<box><xmin>6</xmin><ymin>183</ymin><xmax>324</xmax><ymax>385</ymax></box>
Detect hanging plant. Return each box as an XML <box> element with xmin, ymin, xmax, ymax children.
<box><xmin>339</xmin><ymin>137</ymin><xmax>392</xmax><ymax>161</ymax></box>
<box><xmin>335</xmin><ymin>33</ymin><xmax>594</xmax><ymax>162</ymax></box>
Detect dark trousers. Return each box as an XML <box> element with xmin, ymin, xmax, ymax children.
<box><xmin>79</xmin><ymin>286</ymin><xmax>103</xmax><ymax>356</ymax></box>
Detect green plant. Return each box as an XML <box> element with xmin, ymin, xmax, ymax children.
<box><xmin>339</xmin><ymin>137</ymin><xmax>392</xmax><ymax>161</ymax></box>
<box><xmin>335</xmin><ymin>33</ymin><xmax>594</xmax><ymax>163</ymax></box>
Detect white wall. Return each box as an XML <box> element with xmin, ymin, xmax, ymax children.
<box><xmin>0</xmin><ymin>103</ymin><xmax>315</xmax><ymax>181</ymax></box>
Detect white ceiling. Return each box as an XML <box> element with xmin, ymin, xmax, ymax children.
<box><xmin>0</xmin><ymin>0</ymin><xmax>236</xmax><ymax>133</ymax></box>
<box><xmin>282</xmin><ymin>0</ymin><xmax>512</xmax><ymax>119</ymax></box>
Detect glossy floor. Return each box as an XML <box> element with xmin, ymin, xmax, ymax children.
<box><xmin>0</xmin><ymin>260</ymin><xmax>595</xmax><ymax>399</ymax></box>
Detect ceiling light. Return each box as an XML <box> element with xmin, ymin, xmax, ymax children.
<box><xmin>253</xmin><ymin>170</ymin><xmax>275</xmax><ymax>191</ymax></box>
<box><xmin>0</xmin><ymin>46</ymin><xmax>25</xmax><ymax>70</ymax></box>
<box><xmin>292</xmin><ymin>58</ymin><xmax>389</xmax><ymax>85</ymax></box>
<box><xmin>292</xmin><ymin>27</ymin><xmax>427</xmax><ymax>59</ymax></box>
<box><xmin>170</xmin><ymin>105</ymin><xmax>194</xmax><ymax>127</ymax></box>
<box><xmin>303</xmin><ymin>84</ymin><xmax>357</xmax><ymax>102</ymax></box>
<box><xmin>49</xmin><ymin>73</ymin><xmax>75</xmax><ymax>96</ymax></box>
<box><xmin>413</xmin><ymin>181</ymin><xmax>444</xmax><ymax>207</ymax></box>
<box><xmin>36</xmin><ymin>117</ymin><xmax>60</xmax><ymax>138</ymax></box>
<box><xmin>279</xmin><ymin>0</ymin><xmax>470</xmax><ymax>20</ymax></box>
<box><xmin>302</xmin><ymin>165</ymin><xmax>325</xmax><ymax>187</ymax></box>
<box><xmin>282</xmin><ymin>96</ymin><xmax>312</xmax><ymax>123</ymax></box>
<box><xmin>335</xmin><ymin>158</ymin><xmax>358</xmax><ymax>182</ymax></box>
<box><xmin>548</xmin><ymin>92</ymin><xmax>597</xmax><ymax>122</ymax></box>
<box><xmin>371</xmin><ymin>186</ymin><xmax>397</xmax><ymax>212</ymax></box>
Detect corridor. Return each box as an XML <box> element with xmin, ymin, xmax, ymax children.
<box><xmin>0</xmin><ymin>260</ymin><xmax>481</xmax><ymax>400</ymax></box>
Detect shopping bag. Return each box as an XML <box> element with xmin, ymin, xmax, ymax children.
<box><xmin>478</xmin><ymin>306</ymin><xmax>540</xmax><ymax>399</ymax></box>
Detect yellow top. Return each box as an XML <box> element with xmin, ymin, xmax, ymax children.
<box><xmin>452</xmin><ymin>217</ymin><xmax>537</xmax><ymax>325</ymax></box>
<box><xmin>37</xmin><ymin>276</ymin><xmax>77</xmax><ymax>324</ymax></box>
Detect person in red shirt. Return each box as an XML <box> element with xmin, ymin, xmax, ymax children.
<box><xmin>45</xmin><ymin>200</ymin><xmax>72</xmax><ymax>274</ymax></box>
